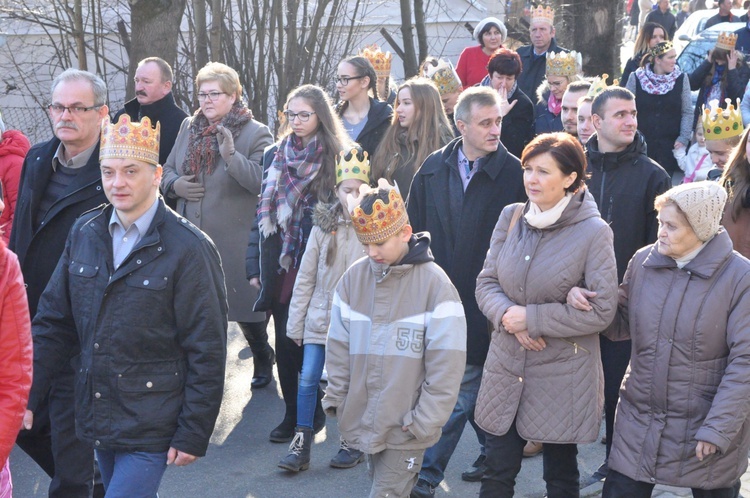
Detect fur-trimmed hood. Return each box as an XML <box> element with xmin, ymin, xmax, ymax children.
<box><xmin>312</xmin><ymin>202</ymin><xmax>347</xmax><ymax>233</ymax></box>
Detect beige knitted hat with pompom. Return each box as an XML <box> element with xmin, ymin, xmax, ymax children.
<box><xmin>666</xmin><ymin>181</ymin><xmax>727</xmax><ymax>241</ymax></box>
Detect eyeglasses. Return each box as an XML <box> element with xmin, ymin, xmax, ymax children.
<box><xmin>335</xmin><ymin>76</ymin><xmax>365</xmax><ymax>86</ymax></box>
<box><xmin>197</xmin><ymin>91</ymin><xmax>226</xmax><ymax>102</ymax></box>
<box><xmin>48</xmin><ymin>104</ymin><xmax>103</xmax><ymax>116</ymax></box>
<box><xmin>283</xmin><ymin>110</ymin><xmax>316</xmax><ymax>122</ymax></box>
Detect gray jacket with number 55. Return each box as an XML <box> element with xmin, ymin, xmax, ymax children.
<box><xmin>323</xmin><ymin>233</ymin><xmax>467</xmax><ymax>454</ymax></box>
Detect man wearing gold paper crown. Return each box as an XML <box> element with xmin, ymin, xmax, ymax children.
<box><xmin>25</xmin><ymin>114</ymin><xmax>228</xmax><ymax>497</ymax></box>
<box><xmin>323</xmin><ymin>179</ymin><xmax>466</xmax><ymax>498</ymax></box>
<box><xmin>516</xmin><ymin>5</ymin><xmax>569</xmax><ymax>99</ymax></box>
<box><xmin>11</xmin><ymin>68</ymin><xmax>110</xmax><ymax>497</ymax></box>
<box><xmin>703</xmin><ymin>99</ymin><xmax>745</xmax><ymax>180</ymax></box>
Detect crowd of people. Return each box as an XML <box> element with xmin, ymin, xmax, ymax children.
<box><xmin>0</xmin><ymin>2</ymin><xmax>750</xmax><ymax>498</ymax></box>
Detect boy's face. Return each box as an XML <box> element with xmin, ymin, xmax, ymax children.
<box><xmin>363</xmin><ymin>225</ymin><xmax>412</xmax><ymax>266</ymax></box>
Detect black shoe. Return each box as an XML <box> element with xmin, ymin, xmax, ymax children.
<box><xmin>270</xmin><ymin>415</ymin><xmax>296</xmax><ymax>443</ymax></box>
<box><xmin>461</xmin><ymin>454</ymin><xmax>486</xmax><ymax>482</ymax></box>
<box><xmin>329</xmin><ymin>437</ymin><xmax>364</xmax><ymax>468</ymax></box>
<box><xmin>312</xmin><ymin>393</ymin><xmax>326</xmax><ymax>434</ymax></box>
<box><xmin>410</xmin><ymin>478</ymin><xmax>435</xmax><ymax>498</ymax></box>
<box><xmin>251</xmin><ymin>346</ymin><xmax>275</xmax><ymax>389</ymax></box>
<box><xmin>592</xmin><ymin>459</ymin><xmax>609</xmax><ymax>481</ymax></box>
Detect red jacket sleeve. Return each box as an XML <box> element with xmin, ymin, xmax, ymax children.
<box><xmin>0</xmin><ymin>244</ymin><xmax>33</xmax><ymax>465</ymax></box>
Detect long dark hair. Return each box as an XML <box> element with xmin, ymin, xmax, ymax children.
<box><xmin>278</xmin><ymin>84</ymin><xmax>353</xmax><ymax>202</ymax></box>
<box><xmin>720</xmin><ymin>126</ymin><xmax>750</xmax><ymax>221</ymax></box>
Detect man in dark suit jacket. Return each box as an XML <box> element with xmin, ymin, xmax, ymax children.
<box><xmin>516</xmin><ymin>6</ymin><xmax>569</xmax><ymax>99</ymax></box>
<box><xmin>645</xmin><ymin>0</ymin><xmax>678</xmax><ymax>38</ymax></box>
<box><xmin>113</xmin><ymin>57</ymin><xmax>188</xmax><ymax>209</ymax></box>
<box><xmin>407</xmin><ymin>87</ymin><xmax>526</xmax><ymax>497</ymax></box>
<box><xmin>10</xmin><ymin>68</ymin><xmax>110</xmax><ymax>498</ymax></box>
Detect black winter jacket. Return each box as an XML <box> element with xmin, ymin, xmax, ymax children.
<box><xmin>246</xmin><ymin>145</ymin><xmax>317</xmax><ymax>311</ymax></box>
<box><xmin>9</xmin><ymin>138</ymin><xmax>108</xmax><ymax>317</ymax></box>
<box><xmin>585</xmin><ymin>131</ymin><xmax>671</xmax><ymax>281</ymax></box>
<box><xmin>689</xmin><ymin>59</ymin><xmax>750</xmax><ymax>127</ymax></box>
<box><xmin>113</xmin><ymin>93</ymin><xmax>188</xmax><ymax>167</ymax></box>
<box><xmin>336</xmin><ymin>98</ymin><xmax>393</xmax><ymax>159</ymax></box>
<box><xmin>516</xmin><ymin>40</ymin><xmax>568</xmax><ymax>101</ymax></box>
<box><xmin>407</xmin><ymin>137</ymin><xmax>526</xmax><ymax>366</ymax></box>
<box><xmin>28</xmin><ymin>199</ymin><xmax>228</xmax><ymax>456</ymax></box>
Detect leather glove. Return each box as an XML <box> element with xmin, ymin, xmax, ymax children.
<box><xmin>172</xmin><ymin>175</ymin><xmax>205</xmax><ymax>202</ymax></box>
<box><xmin>216</xmin><ymin>125</ymin><xmax>235</xmax><ymax>163</ymax></box>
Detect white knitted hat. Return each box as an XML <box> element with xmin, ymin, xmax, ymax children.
<box><xmin>667</xmin><ymin>181</ymin><xmax>727</xmax><ymax>241</ymax></box>
<box><xmin>473</xmin><ymin>17</ymin><xmax>507</xmax><ymax>44</ymax></box>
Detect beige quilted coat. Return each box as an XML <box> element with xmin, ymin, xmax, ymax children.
<box><xmin>474</xmin><ymin>189</ymin><xmax>618</xmax><ymax>443</ymax></box>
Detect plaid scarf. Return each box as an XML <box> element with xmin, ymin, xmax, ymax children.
<box><xmin>257</xmin><ymin>134</ymin><xmax>323</xmax><ymax>270</ymax></box>
<box><xmin>182</xmin><ymin>102</ymin><xmax>253</xmax><ymax>176</ymax></box>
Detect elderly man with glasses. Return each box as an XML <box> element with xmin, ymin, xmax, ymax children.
<box><xmin>10</xmin><ymin>68</ymin><xmax>110</xmax><ymax>497</ymax></box>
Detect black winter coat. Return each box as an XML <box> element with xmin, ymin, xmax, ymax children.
<box><xmin>336</xmin><ymin>98</ymin><xmax>393</xmax><ymax>159</ymax></box>
<box><xmin>9</xmin><ymin>138</ymin><xmax>108</xmax><ymax>317</ymax></box>
<box><xmin>585</xmin><ymin>131</ymin><xmax>671</xmax><ymax>281</ymax></box>
<box><xmin>246</xmin><ymin>145</ymin><xmax>317</xmax><ymax>311</ymax></box>
<box><xmin>113</xmin><ymin>93</ymin><xmax>188</xmax><ymax>167</ymax></box>
<box><xmin>516</xmin><ymin>40</ymin><xmax>568</xmax><ymax>100</ymax></box>
<box><xmin>501</xmin><ymin>88</ymin><xmax>535</xmax><ymax>158</ymax></box>
<box><xmin>407</xmin><ymin>137</ymin><xmax>526</xmax><ymax>366</ymax></box>
<box><xmin>28</xmin><ymin>199</ymin><xmax>228</xmax><ymax>456</ymax></box>
<box><xmin>689</xmin><ymin>60</ymin><xmax>750</xmax><ymax>127</ymax></box>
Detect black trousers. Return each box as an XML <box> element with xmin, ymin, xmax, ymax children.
<box><xmin>16</xmin><ymin>369</ymin><xmax>94</xmax><ymax>498</ymax></box>
<box><xmin>267</xmin><ymin>299</ymin><xmax>322</xmax><ymax>420</ymax></box>
<box><xmin>480</xmin><ymin>419</ymin><xmax>579</xmax><ymax>498</ymax></box>
<box><xmin>600</xmin><ymin>335</ymin><xmax>631</xmax><ymax>457</ymax></box>
<box><xmin>603</xmin><ymin>469</ymin><xmax>739</xmax><ymax>498</ymax></box>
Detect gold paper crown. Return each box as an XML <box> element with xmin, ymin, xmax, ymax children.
<box><xmin>348</xmin><ymin>179</ymin><xmax>408</xmax><ymax>244</ymax></box>
<box><xmin>360</xmin><ymin>44</ymin><xmax>392</xmax><ymax>79</ymax></box>
<box><xmin>546</xmin><ymin>51</ymin><xmax>581</xmax><ymax>78</ymax></box>
<box><xmin>530</xmin><ymin>5</ymin><xmax>554</xmax><ymax>25</ymax></box>
<box><xmin>650</xmin><ymin>41</ymin><xmax>673</xmax><ymax>59</ymax></box>
<box><xmin>702</xmin><ymin>99</ymin><xmax>744</xmax><ymax>141</ymax></box>
<box><xmin>422</xmin><ymin>59</ymin><xmax>462</xmax><ymax>96</ymax></box>
<box><xmin>336</xmin><ymin>148</ymin><xmax>371</xmax><ymax>185</ymax></box>
<box><xmin>587</xmin><ymin>73</ymin><xmax>619</xmax><ymax>98</ymax></box>
<box><xmin>100</xmin><ymin>115</ymin><xmax>160</xmax><ymax>166</ymax></box>
<box><xmin>716</xmin><ymin>32</ymin><xmax>738</xmax><ymax>51</ymax></box>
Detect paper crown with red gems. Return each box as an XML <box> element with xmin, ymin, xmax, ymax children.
<box><xmin>347</xmin><ymin>179</ymin><xmax>408</xmax><ymax>244</ymax></box>
<box><xmin>702</xmin><ymin>98</ymin><xmax>744</xmax><ymax>141</ymax></box>
<box><xmin>100</xmin><ymin>114</ymin><xmax>160</xmax><ymax>166</ymax></box>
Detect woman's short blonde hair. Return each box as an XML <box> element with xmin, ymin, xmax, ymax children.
<box><xmin>196</xmin><ymin>62</ymin><xmax>242</xmax><ymax>100</ymax></box>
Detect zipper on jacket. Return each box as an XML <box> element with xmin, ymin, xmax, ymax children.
<box><xmin>606</xmin><ymin>196</ymin><xmax>614</xmax><ymax>223</ymax></box>
<box><xmin>561</xmin><ymin>338</ymin><xmax>589</xmax><ymax>354</ymax></box>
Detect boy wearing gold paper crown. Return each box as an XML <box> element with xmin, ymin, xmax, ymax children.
<box><xmin>278</xmin><ymin>147</ymin><xmax>371</xmax><ymax>473</ymax></box>
<box><xmin>323</xmin><ymin>179</ymin><xmax>466</xmax><ymax>498</ymax></box>
<box><xmin>703</xmin><ymin>98</ymin><xmax>745</xmax><ymax>180</ymax></box>
<box><xmin>25</xmin><ymin>115</ymin><xmax>228</xmax><ymax>496</ymax></box>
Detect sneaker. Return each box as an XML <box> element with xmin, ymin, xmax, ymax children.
<box><xmin>461</xmin><ymin>454</ymin><xmax>486</xmax><ymax>482</ymax></box>
<box><xmin>410</xmin><ymin>478</ymin><xmax>435</xmax><ymax>498</ymax></box>
<box><xmin>329</xmin><ymin>437</ymin><xmax>364</xmax><ymax>468</ymax></box>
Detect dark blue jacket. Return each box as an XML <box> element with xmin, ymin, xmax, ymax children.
<box><xmin>28</xmin><ymin>199</ymin><xmax>228</xmax><ymax>456</ymax></box>
<box><xmin>407</xmin><ymin>137</ymin><xmax>526</xmax><ymax>366</ymax></box>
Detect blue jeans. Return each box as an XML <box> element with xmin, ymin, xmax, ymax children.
<box><xmin>95</xmin><ymin>449</ymin><xmax>168</xmax><ymax>498</ymax></box>
<box><xmin>297</xmin><ymin>343</ymin><xmax>325</xmax><ymax>428</ymax></box>
<box><xmin>419</xmin><ymin>364</ymin><xmax>486</xmax><ymax>486</ymax></box>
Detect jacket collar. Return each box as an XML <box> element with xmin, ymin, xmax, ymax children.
<box><xmin>586</xmin><ymin>131</ymin><xmax>648</xmax><ymax>172</ymax></box>
<box><xmin>641</xmin><ymin>229</ymin><xmax>734</xmax><ymax>279</ymax></box>
<box><xmin>123</xmin><ymin>92</ymin><xmax>178</xmax><ymax>120</ymax></box>
<box><xmin>419</xmin><ymin>137</ymin><xmax>511</xmax><ymax>181</ymax></box>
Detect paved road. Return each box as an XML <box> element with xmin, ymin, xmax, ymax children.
<box><xmin>10</xmin><ymin>322</ymin><xmax>612</xmax><ymax>498</ymax></box>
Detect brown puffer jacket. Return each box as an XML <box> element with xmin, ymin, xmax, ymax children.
<box><xmin>474</xmin><ymin>188</ymin><xmax>618</xmax><ymax>443</ymax></box>
<box><xmin>606</xmin><ymin>231</ymin><xmax>750</xmax><ymax>489</ymax></box>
